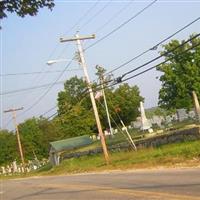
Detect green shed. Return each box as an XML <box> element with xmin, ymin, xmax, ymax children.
<box><xmin>49</xmin><ymin>135</ymin><xmax>93</xmax><ymax>166</ymax></box>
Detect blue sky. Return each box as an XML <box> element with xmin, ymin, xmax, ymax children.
<box><xmin>1</xmin><ymin>0</ymin><xmax>200</xmax><ymax>130</ymax></box>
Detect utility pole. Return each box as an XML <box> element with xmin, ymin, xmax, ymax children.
<box><xmin>96</xmin><ymin>65</ymin><xmax>113</xmax><ymax>136</ymax></box>
<box><xmin>60</xmin><ymin>33</ymin><xmax>109</xmax><ymax>164</ymax></box>
<box><xmin>4</xmin><ymin>107</ymin><xmax>25</xmax><ymax>171</ymax></box>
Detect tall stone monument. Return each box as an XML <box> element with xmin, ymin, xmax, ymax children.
<box><xmin>192</xmin><ymin>91</ymin><xmax>200</xmax><ymax>122</ymax></box>
<box><xmin>140</xmin><ymin>101</ymin><xmax>152</xmax><ymax>130</ymax></box>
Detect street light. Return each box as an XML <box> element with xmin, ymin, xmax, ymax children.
<box><xmin>46</xmin><ymin>59</ymin><xmax>72</xmax><ymax>65</ymax></box>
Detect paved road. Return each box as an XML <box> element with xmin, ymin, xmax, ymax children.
<box><xmin>1</xmin><ymin>168</ymin><xmax>200</xmax><ymax>200</ymax></box>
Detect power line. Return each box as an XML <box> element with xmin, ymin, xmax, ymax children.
<box><xmin>121</xmin><ymin>41</ymin><xmax>200</xmax><ymax>83</ymax></box>
<box><xmin>46</xmin><ymin>112</ymin><xmax>57</xmax><ymax>120</ymax></box>
<box><xmin>5</xmin><ymin>38</ymin><xmax>199</xmax><ymax>129</ymax></box>
<box><xmin>3</xmin><ymin>2</ymin><xmax>103</xmax><ymax>127</ymax></box>
<box><xmin>6</xmin><ymin>2</ymin><xmax>99</xmax><ymax>109</ymax></box>
<box><xmin>42</xmin><ymin>88</ymin><xmax>90</xmax><ymax>120</ymax></box>
<box><xmin>64</xmin><ymin>0</ymin><xmax>100</xmax><ymax>34</ymax></box>
<box><xmin>85</xmin><ymin>0</ymin><xmax>158</xmax><ymax>50</ymax></box>
<box><xmin>106</xmin><ymin>16</ymin><xmax>200</xmax><ymax>75</ymax></box>
<box><xmin>99</xmin><ymin>33</ymin><xmax>200</xmax><ymax>88</ymax></box>
<box><xmin>93</xmin><ymin>34</ymin><xmax>200</xmax><ymax>92</ymax></box>
<box><xmin>42</xmin><ymin>106</ymin><xmax>57</xmax><ymax>116</ymax></box>
<box><xmin>94</xmin><ymin>0</ymin><xmax>134</xmax><ymax>34</ymax></box>
<box><xmin>0</xmin><ymin>81</ymin><xmax>65</xmax><ymax>95</ymax></box>
<box><xmin>4</xmin><ymin>0</ymin><xmax>157</xmax><ymax>122</ymax></box>
<box><xmin>121</xmin><ymin>33</ymin><xmax>200</xmax><ymax>79</ymax></box>
<box><xmin>5</xmin><ymin>33</ymin><xmax>199</xmax><ymax>124</ymax></box>
<box><xmin>0</xmin><ymin>68</ymin><xmax>81</xmax><ymax>77</ymax></box>
<box><xmin>18</xmin><ymin>58</ymin><xmax>75</xmax><ymax>117</ymax></box>
<box><xmin>17</xmin><ymin>34</ymin><xmax>200</xmax><ymax>123</ymax></box>
<box><xmin>111</xmin><ymin>40</ymin><xmax>200</xmax><ymax>88</ymax></box>
<box><xmin>6</xmin><ymin>2</ymin><xmax>109</xmax><ymax>118</ymax></box>
<box><xmin>79</xmin><ymin>0</ymin><xmax>111</xmax><ymax>30</ymax></box>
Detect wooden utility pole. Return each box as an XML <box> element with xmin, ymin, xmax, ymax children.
<box><xmin>4</xmin><ymin>107</ymin><xmax>25</xmax><ymax>170</ymax></box>
<box><xmin>60</xmin><ymin>33</ymin><xmax>110</xmax><ymax>164</ymax></box>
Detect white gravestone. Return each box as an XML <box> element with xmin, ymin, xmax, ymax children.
<box><xmin>177</xmin><ymin>109</ymin><xmax>188</xmax><ymax>122</ymax></box>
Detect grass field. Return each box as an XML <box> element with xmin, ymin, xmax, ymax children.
<box><xmin>37</xmin><ymin>140</ymin><xmax>200</xmax><ymax>176</ymax></box>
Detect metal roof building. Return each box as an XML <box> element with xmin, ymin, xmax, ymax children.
<box><xmin>49</xmin><ymin>135</ymin><xmax>93</xmax><ymax>166</ymax></box>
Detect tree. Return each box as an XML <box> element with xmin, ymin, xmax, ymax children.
<box><xmin>57</xmin><ymin>76</ymin><xmax>88</xmax><ymax>115</ymax></box>
<box><xmin>0</xmin><ymin>116</ymin><xmax>68</xmax><ymax>165</ymax></box>
<box><xmin>95</xmin><ymin>66</ymin><xmax>143</xmax><ymax>127</ymax></box>
<box><xmin>0</xmin><ymin>0</ymin><xmax>54</xmax><ymax>20</ymax></box>
<box><xmin>19</xmin><ymin>118</ymin><xmax>46</xmax><ymax>160</ymax></box>
<box><xmin>108</xmin><ymin>84</ymin><xmax>143</xmax><ymax>125</ymax></box>
<box><xmin>18</xmin><ymin>117</ymin><xmax>63</xmax><ymax>160</ymax></box>
<box><xmin>57</xmin><ymin>76</ymin><xmax>96</xmax><ymax>137</ymax></box>
<box><xmin>0</xmin><ymin>129</ymin><xmax>18</xmax><ymax>165</ymax></box>
<box><xmin>58</xmin><ymin>104</ymin><xmax>95</xmax><ymax>137</ymax></box>
<box><xmin>157</xmin><ymin>34</ymin><xmax>200</xmax><ymax>110</ymax></box>
<box><xmin>96</xmin><ymin>84</ymin><xmax>143</xmax><ymax>127</ymax></box>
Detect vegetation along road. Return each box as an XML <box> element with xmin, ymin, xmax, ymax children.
<box><xmin>2</xmin><ymin>168</ymin><xmax>200</xmax><ymax>200</ymax></box>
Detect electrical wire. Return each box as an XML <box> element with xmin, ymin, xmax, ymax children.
<box><xmin>121</xmin><ymin>41</ymin><xmax>200</xmax><ymax>83</ymax></box>
<box><xmin>0</xmin><ymin>81</ymin><xmax>65</xmax><ymax>95</ymax></box>
<box><xmin>121</xmin><ymin>33</ymin><xmax>200</xmax><ymax>79</ymax></box>
<box><xmin>9</xmin><ymin>1</ymin><xmax>109</xmax><ymax>114</ymax></box>
<box><xmin>5</xmin><ymin>1</ymin><xmax>101</xmax><ymax>112</ymax></box>
<box><xmin>94</xmin><ymin>0</ymin><xmax>134</xmax><ymax>34</ymax></box>
<box><xmin>43</xmin><ymin>88</ymin><xmax>90</xmax><ymax>120</ymax></box>
<box><xmin>0</xmin><ymin>68</ymin><xmax>81</xmax><ymax>77</ymax></box>
<box><xmin>2</xmin><ymin>2</ymin><xmax>104</xmax><ymax>128</ymax></box>
<box><xmin>92</xmin><ymin>34</ymin><xmax>200</xmax><ymax>92</ymax></box>
<box><xmin>79</xmin><ymin>0</ymin><xmax>111</xmax><ymax>31</ymax></box>
<box><xmin>4</xmin><ymin>1</ymin><xmax>197</xmax><ymax>129</ymax></box>
<box><xmin>4</xmin><ymin>34</ymin><xmax>199</xmax><ymax>128</ymax></box>
<box><xmin>4</xmin><ymin>0</ymin><xmax>157</xmax><ymax>118</ymax></box>
<box><xmin>105</xmin><ymin>16</ymin><xmax>200</xmax><ymax>75</ymax></box>
<box><xmin>18</xmin><ymin>58</ymin><xmax>75</xmax><ymax>117</ymax></box>
<box><xmin>64</xmin><ymin>0</ymin><xmax>100</xmax><ymax>35</ymax></box>
<box><xmin>85</xmin><ymin>0</ymin><xmax>158</xmax><ymax>50</ymax></box>
<box><xmin>42</xmin><ymin>106</ymin><xmax>57</xmax><ymax>116</ymax></box>
<box><xmin>5</xmin><ymin>39</ymin><xmax>200</xmax><ymax>129</ymax></box>
<box><xmin>46</xmin><ymin>112</ymin><xmax>58</xmax><ymax>120</ymax></box>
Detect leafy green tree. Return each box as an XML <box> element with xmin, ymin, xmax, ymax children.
<box><xmin>57</xmin><ymin>76</ymin><xmax>95</xmax><ymax>137</ymax></box>
<box><xmin>58</xmin><ymin>104</ymin><xmax>95</xmax><ymax>137</ymax></box>
<box><xmin>0</xmin><ymin>129</ymin><xmax>18</xmax><ymax>165</ymax></box>
<box><xmin>0</xmin><ymin>0</ymin><xmax>54</xmax><ymax>20</ymax></box>
<box><xmin>95</xmin><ymin>66</ymin><xmax>143</xmax><ymax>127</ymax></box>
<box><xmin>19</xmin><ymin>118</ymin><xmax>45</xmax><ymax>160</ymax></box>
<box><xmin>57</xmin><ymin>76</ymin><xmax>88</xmax><ymax>115</ymax></box>
<box><xmin>18</xmin><ymin>117</ymin><xmax>64</xmax><ymax>160</ymax></box>
<box><xmin>38</xmin><ymin>117</ymin><xmax>64</xmax><ymax>141</ymax></box>
<box><xmin>157</xmin><ymin>34</ymin><xmax>200</xmax><ymax>110</ymax></box>
<box><xmin>108</xmin><ymin>84</ymin><xmax>143</xmax><ymax>125</ymax></box>
<box><xmin>0</xmin><ymin>116</ymin><xmax>67</xmax><ymax>165</ymax></box>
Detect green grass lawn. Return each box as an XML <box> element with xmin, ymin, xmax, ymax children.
<box><xmin>37</xmin><ymin>140</ymin><xmax>200</xmax><ymax>176</ymax></box>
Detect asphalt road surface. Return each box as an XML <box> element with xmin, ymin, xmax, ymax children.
<box><xmin>1</xmin><ymin>168</ymin><xmax>200</xmax><ymax>200</ymax></box>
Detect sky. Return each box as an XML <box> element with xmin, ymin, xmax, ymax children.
<box><xmin>1</xmin><ymin>0</ymin><xmax>200</xmax><ymax>130</ymax></box>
